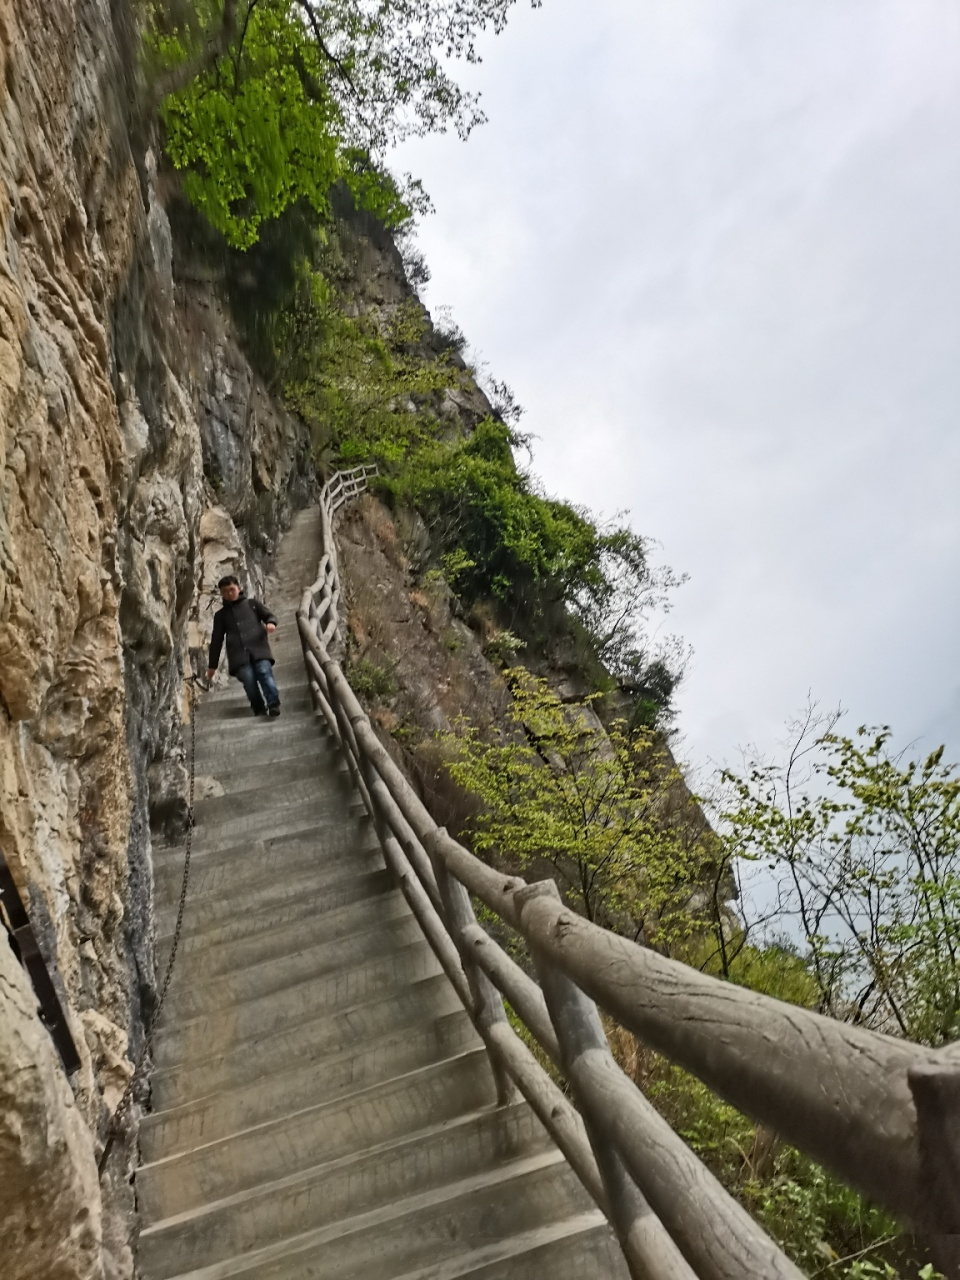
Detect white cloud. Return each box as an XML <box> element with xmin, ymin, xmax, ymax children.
<box><xmin>395</xmin><ymin>0</ymin><xmax>960</xmax><ymax>774</ymax></box>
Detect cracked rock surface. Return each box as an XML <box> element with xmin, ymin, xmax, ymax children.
<box><xmin>0</xmin><ymin>2</ymin><xmax>315</xmax><ymax>1274</ymax></box>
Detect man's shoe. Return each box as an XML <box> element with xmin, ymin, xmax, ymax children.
<box><xmin>268</xmin><ymin>703</ymin><xmax>281</xmax><ymax>717</ymax></box>
<box><xmin>252</xmin><ymin>707</ymin><xmax>267</xmax><ymax>717</ymax></box>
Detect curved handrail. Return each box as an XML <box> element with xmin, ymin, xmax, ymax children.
<box><xmin>297</xmin><ymin>468</ymin><xmax>960</xmax><ymax>1280</ymax></box>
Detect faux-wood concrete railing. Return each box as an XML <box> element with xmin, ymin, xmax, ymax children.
<box><xmin>297</xmin><ymin>467</ymin><xmax>960</xmax><ymax>1280</ymax></box>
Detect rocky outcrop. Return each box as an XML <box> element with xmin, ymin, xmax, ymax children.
<box><xmin>0</xmin><ymin>2</ymin><xmax>315</xmax><ymax>1275</ymax></box>
<box><xmin>0</xmin><ymin>933</ymin><xmax>101</xmax><ymax>1280</ymax></box>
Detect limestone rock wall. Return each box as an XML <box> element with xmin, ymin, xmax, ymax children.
<box><xmin>0</xmin><ymin>2</ymin><xmax>315</xmax><ymax>1275</ymax></box>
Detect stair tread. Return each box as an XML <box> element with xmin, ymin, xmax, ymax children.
<box><xmin>150</xmin><ymin>973</ymin><xmax>463</xmax><ymax>1090</ymax></box>
<box><xmin>141</xmin><ymin>1047</ymin><xmax>491</xmax><ymax>1173</ymax></box>
<box><xmin>147</xmin><ymin>1006</ymin><xmax>477</xmax><ymax>1126</ymax></box>
<box><xmin>153</xmin><ymin>870</ymin><xmax>396</xmax><ymax>962</ymax></box>
<box><xmin>156</xmin><ymin>796</ymin><xmax>369</xmax><ymax>854</ymax></box>
<box><xmin>390</xmin><ymin>1212</ymin><xmax>620</xmax><ymax>1280</ymax></box>
<box><xmin>149</xmin><ymin>1150</ymin><xmax>566</xmax><ymax>1280</ymax></box>
<box><xmin>140</xmin><ymin>1101</ymin><xmax>536</xmax><ymax>1239</ymax></box>
<box><xmin>154</xmin><ymin>937</ymin><xmax>442</xmax><ymax>1039</ymax></box>
<box><xmin>154</xmin><ymin>846</ymin><xmax>385</xmax><ymax>928</ymax></box>
<box><xmin>156</xmin><ymin>884</ymin><xmax>406</xmax><ymax>980</ymax></box>
<box><xmin>156</xmin><ymin>916</ymin><xmax>429</xmax><ymax>1028</ymax></box>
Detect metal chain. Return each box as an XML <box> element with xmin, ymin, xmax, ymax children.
<box><xmin>97</xmin><ymin>676</ymin><xmax>199</xmax><ymax>1178</ymax></box>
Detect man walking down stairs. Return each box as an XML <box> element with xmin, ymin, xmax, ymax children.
<box><xmin>137</xmin><ymin>508</ymin><xmax>629</xmax><ymax>1279</ymax></box>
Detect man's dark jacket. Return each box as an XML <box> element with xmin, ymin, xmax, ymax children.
<box><xmin>208</xmin><ymin>595</ymin><xmax>278</xmax><ymax>675</ymax></box>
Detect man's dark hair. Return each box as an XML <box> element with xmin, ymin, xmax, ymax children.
<box><xmin>217</xmin><ymin>575</ymin><xmax>240</xmax><ymax>589</ymax></box>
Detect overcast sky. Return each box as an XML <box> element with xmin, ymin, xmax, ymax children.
<box><xmin>395</xmin><ymin>0</ymin><xmax>960</xmax><ymax>782</ymax></box>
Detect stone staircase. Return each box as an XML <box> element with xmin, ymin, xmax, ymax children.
<box><xmin>136</xmin><ymin>508</ymin><xmax>629</xmax><ymax>1280</ymax></box>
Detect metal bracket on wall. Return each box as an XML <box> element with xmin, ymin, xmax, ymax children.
<box><xmin>0</xmin><ymin>847</ymin><xmax>81</xmax><ymax>1075</ymax></box>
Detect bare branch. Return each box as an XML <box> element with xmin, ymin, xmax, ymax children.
<box><xmin>299</xmin><ymin>0</ymin><xmax>362</xmax><ymax>101</ymax></box>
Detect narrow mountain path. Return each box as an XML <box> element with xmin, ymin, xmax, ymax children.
<box><xmin>136</xmin><ymin>507</ymin><xmax>628</xmax><ymax>1280</ymax></box>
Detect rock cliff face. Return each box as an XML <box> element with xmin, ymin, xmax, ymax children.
<box><xmin>0</xmin><ymin>3</ymin><xmax>314</xmax><ymax>1275</ymax></box>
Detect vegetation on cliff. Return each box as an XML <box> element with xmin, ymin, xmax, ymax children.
<box><xmin>147</xmin><ymin>0</ymin><xmax>538</xmax><ymax>246</ymax></box>
<box><xmin>387</xmin><ymin>419</ymin><xmax>685</xmax><ymax>720</ymax></box>
<box><xmin>441</xmin><ymin>669</ymin><xmax>714</xmax><ymax>937</ymax></box>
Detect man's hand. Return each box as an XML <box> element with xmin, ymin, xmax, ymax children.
<box><xmin>205</xmin><ymin>668</ymin><xmax>216</xmax><ymax>680</ymax></box>
<box><xmin>266</xmin><ymin>623</ymin><xmax>277</xmax><ymax>634</ymax></box>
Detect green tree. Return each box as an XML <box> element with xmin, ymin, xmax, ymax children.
<box><xmin>389</xmin><ymin>418</ymin><xmax>686</xmax><ymax>720</ymax></box>
<box><xmin>275</xmin><ymin>271</ymin><xmax>466</xmax><ymax>462</ymax></box>
<box><xmin>441</xmin><ymin>669</ymin><xmax>713</xmax><ymax>940</ymax></box>
<box><xmin>148</xmin><ymin>0</ymin><xmax>539</xmax><ymax>246</ymax></box>
<box><xmin>719</xmin><ymin>708</ymin><xmax>960</xmax><ymax>1045</ymax></box>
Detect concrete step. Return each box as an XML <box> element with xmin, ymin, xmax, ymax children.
<box><xmin>202</xmin><ymin>667</ymin><xmax>310</xmax><ymax>693</ymax></box>
<box><xmin>190</xmin><ymin>744</ymin><xmax>348</xmax><ymax>801</ymax></box>
<box><xmin>137</xmin><ymin>1047</ymin><xmax>497</xmax><ymax>1221</ymax></box>
<box><xmin>138</xmin><ymin>1102</ymin><xmax>549</xmax><ymax>1278</ymax></box>
<box><xmin>191</xmin><ymin>701</ymin><xmax>295</xmax><ymax>730</ymax></box>
<box><xmin>191</xmin><ymin>708</ymin><xmax>322</xmax><ymax>743</ymax></box>
<box><xmin>150</xmin><ymin>975</ymin><xmax>465</xmax><ymax>1102</ymax></box>
<box><xmin>195</xmin><ymin>701</ymin><xmax>313</xmax><ymax>730</ymax></box>
<box><xmin>141</xmin><ymin>1150</ymin><xmax>583</xmax><ymax>1280</ymax></box>
<box><xmin>191</xmin><ymin>754</ymin><xmax>350</xmax><ymax>821</ymax></box>
<box><xmin>159</xmin><ymin>884</ymin><xmax>407</xmax><ymax>982</ymax></box>
<box><xmin>160</xmin><ymin>914</ymin><xmax>427</xmax><ymax>1022</ymax></box>
<box><xmin>154</xmin><ymin>850</ymin><xmax>387</xmax><ymax>943</ymax></box>
<box><xmin>155</xmin><ymin>794</ymin><xmax>369</xmax><ymax>858</ymax></box>
<box><xmin>189</xmin><ymin>787</ymin><xmax>367</xmax><ymax>852</ymax></box>
<box><xmin>390</xmin><ymin>1214</ymin><xmax>631</xmax><ymax>1280</ymax></box>
<box><xmin>155</xmin><ymin>867</ymin><xmax>395</xmax><ymax>962</ymax></box>
<box><xmin>199</xmin><ymin>684</ymin><xmax>312</xmax><ymax>712</ymax></box>
<box><xmin>194</xmin><ymin>677</ymin><xmax>312</xmax><ymax>707</ymax></box>
<box><xmin>142</xmin><ymin>1005</ymin><xmax>481</xmax><ymax>1161</ymax></box>
<box><xmin>152</xmin><ymin>939</ymin><xmax>443</xmax><ymax>1062</ymax></box>
<box><xmin>154</xmin><ymin>819</ymin><xmax>378</xmax><ymax>910</ymax></box>
<box><xmin>190</xmin><ymin>722</ymin><xmax>332</xmax><ymax>769</ymax></box>
<box><xmin>188</xmin><ymin>772</ymin><xmax>341</xmax><ymax>821</ymax></box>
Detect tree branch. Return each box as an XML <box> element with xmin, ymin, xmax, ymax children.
<box><xmin>152</xmin><ymin>0</ymin><xmax>240</xmax><ymax>107</ymax></box>
<box><xmin>299</xmin><ymin>0</ymin><xmax>362</xmax><ymax>102</ymax></box>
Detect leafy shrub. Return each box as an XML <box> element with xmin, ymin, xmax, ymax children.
<box><xmin>441</xmin><ymin>670</ymin><xmax>714</xmax><ymax>935</ymax></box>
<box><xmin>483</xmin><ymin>629</ymin><xmax>525</xmax><ymax>666</ymax></box>
<box><xmin>275</xmin><ymin>272</ymin><xmax>465</xmax><ymax>464</ymax></box>
<box><xmin>385</xmin><ymin>418</ymin><xmax>684</xmax><ymax>721</ymax></box>
<box><xmin>345</xmin><ymin>654</ymin><xmax>397</xmax><ymax>702</ymax></box>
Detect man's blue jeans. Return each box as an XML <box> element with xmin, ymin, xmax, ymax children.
<box><xmin>235</xmin><ymin>659</ymin><xmax>280</xmax><ymax>714</ymax></box>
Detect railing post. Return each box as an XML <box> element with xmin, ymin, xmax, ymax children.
<box><xmin>909</xmin><ymin>1053</ymin><xmax>960</xmax><ymax>1277</ymax></box>
<box><xmin>518</xmin><ymin>880</ymin><xmax>806</xmax><ymax>1280</ymax></box>
<box><xmin>518</xmin><ymin>881</ymin><xmax>701</xmax><ymax>1280</ymax></box>
<box><xmin>329</xmin><ymin>693</ymin><xmax>373</xmax><ymax>816</ymax></box>
<box><xmin>429</xmin><ymin>847</ymin><xmax>519</xmax><ymax>1107</ymax></box>
<box><xmin>359</xmin><ymin>764</ymin><xmax>441</xmax><ymax>910</ymax></box>
<box><xmin>299</xmin><ymin>615</ymin><xmax>324</xmax><ymax>719</ymax></box>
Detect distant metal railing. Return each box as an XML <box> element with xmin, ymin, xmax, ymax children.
<box><xmin>298</xmin><ymin>468</ymin><xmax>960</xmax><ymax>1280</ymax></box>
